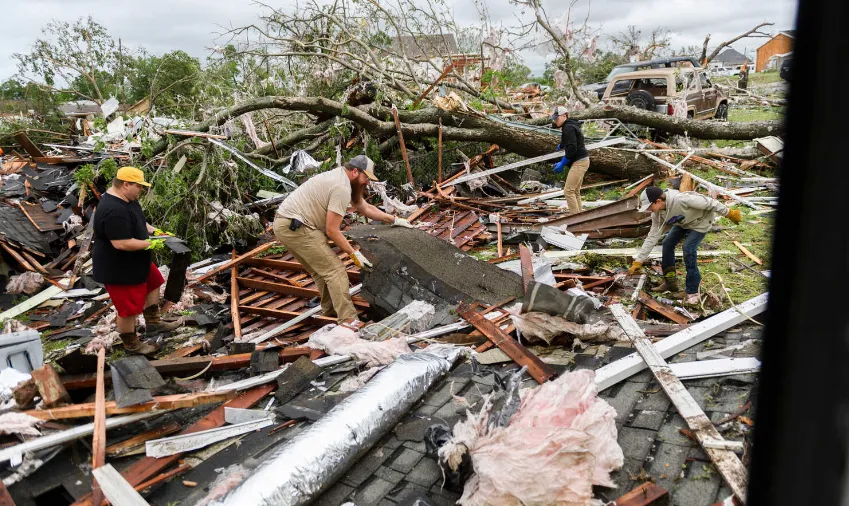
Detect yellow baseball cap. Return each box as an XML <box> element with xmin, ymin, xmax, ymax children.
<box><xmin>116</xmin><ymin>166</ymin><xmax>151</xmax><ymax>187</ymax></box>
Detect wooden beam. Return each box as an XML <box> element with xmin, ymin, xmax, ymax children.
<box><xmin>91</xmin><ymin>464</ymin><xmax>150</xmax><ymax>506</ymax></box>
<box><xmin>239</xmin><ymin>305</ymin><xmax>338</xmax><ymax>325</ymax></box>
<box><xmin>231</xmin><ymin>250</ymin><xmax>242</xmax><ymax>340</ymax></box>
<box><xmin>733</xmin><ymin>241</ymin><xmax>763</xmax><ymax>266</ymax></box>
<box><xmin>518</xmin><ymin>244</ymin><xmax>535</xmax><ymax>293</ymax></box>
<box><xmin>25</xmin><ymin>391</ymin><xmax>234</xmax><ymax>420</ymax></box>
<box><xmin>31</xmin><ymin>364</ymin><xmax>72</xmax><ymax>408</ymax></box>
<box><xmin>106</xmin><ymin>422</ymin><xmax>182</xmax><ymax>458</ymax></box>
<box><xmin>412</xmin><ymin>63</ymin><xmax>454</xmax><ymax>107</ymax></box>
<box><xmin>193</xmin><ymin>242</ymin><xmax>277</xmax><ymax>284</ymax></box>
<box><xmin>14</xmin><ymin>132</ymin><xmax>45</xmax><ymax>158</ymax></box>
<box><xmin>243</xmin><ymin>257</ymin><xmax>360</xmax><ymax>283</ymax></box>
<box><xmin>390</xmin><ymin>104</ymin><xmax>415</xmax><ymax>186</ymax></box>
<box><xmin>0</xmin><ymin>241</ymin><xmax>35</xmax><ymax>272</ymax></box>
<box><xmin>457</xmin><ymin>302</ymin><xmax>556</xmax><ymax>384</ymax></box>
<box><xmin>638</xmin><ymin>292</ymin><xmax>692</xmax><ymax>324</ymax></box>
<box><xmin>612</xmin><ymin>482</ymin><xmax>669</xmax><ymax>505</ymax></box>
<box><xmin>69</xmin><ymin>385</ymin><xmax>275</xmax><ymax>506</ymax></box>
<box><xmin>609</xmin><ymin>304</ymin><xmax>748</xmax><ymax>503</ymax></box>
<box><xmin>91</xmin><ymin>349</ymin><xmax>107</xmax><ymax>506</ymax></box>
<box><xmin>437</xmin><ymin>118</ymin><xmax>443</xmax><ymax>183</ymax></box>
<box><xmin>594</xmin><ymin>293</ymin><xmax>768</xmax><ymax>391</ymax></box>
<box><xmin>0</xmin><ymin>482</ymin><xmax>16</xmax><ymax>506</ymax></box>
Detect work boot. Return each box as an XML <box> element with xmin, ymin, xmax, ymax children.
<box><xmin>119</xmin><ymin>332</ymin><xmax>159</xmax><ymax>356</ymax></box>
<box><xmin>652</xmin><ymin>267</ymin><xmax>679</xmax><ymax>293</ymax></box>
<box><xmin>143</xmin><ymin>304</ymin><xmax>183</xmax><ymax>335</ymax></box>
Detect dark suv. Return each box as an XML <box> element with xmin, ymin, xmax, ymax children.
<box><xmin>780</xmin><ymin>57</ymin><xmax>792</xmax><ymax>81</ymax></box>
<box><xmin>581</xmin><ymin>56</ymin><xmax>702</xmax><ymax>100</ymax></box>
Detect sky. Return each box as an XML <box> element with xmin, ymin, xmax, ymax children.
<box><xmin>0</xmin><ymin>0</ymin><xmax>798</xmax><ymax>82</ymax></box>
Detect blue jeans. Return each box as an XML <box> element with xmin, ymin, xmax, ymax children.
<box><xmin>661</xmin><ymin>226</ymin><xmax>706</xmax><ymax>294</ymax></box>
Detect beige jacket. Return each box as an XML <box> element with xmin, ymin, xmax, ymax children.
<box><xmin>635</xmin><ymin>190</ymin><xmax>730</xmax><ymax>263</ymax></box>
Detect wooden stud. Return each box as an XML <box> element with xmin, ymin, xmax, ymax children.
<box><xmin>612</xmin><ymin>482</ymin><xmax>669</xmax><ymax>505</ymax></box>
<box><xmin>192</xmin><ymin>242</ymin><xmax>277</xmax><ymax>284</ymax></box>
<box><xmin>0</xmin><ymin>241</ymin><xmax>36</xmax><ymax>272</ymax></box>
<box><xmin>638</xmin><ymin>292</ymin><xmax>692</xmax><ymax>324</ymax></box>
<box><xmin>91</xmin><ymin>349</ymin><xmax>106</xmax><ymax>506</ymax></box>
<box><xmin>518</xmin><ymin>244</ymin><xmax>534</xmax><ymax>294</ymax></box>
<box><xmin>25</xmin><ymin>391</ymin><xmax>234</xmax><ymax>420</ymax></box>
<box><xmin>457</xmin><ymin>302</ymin><xmax>556</xmax><ymax>384</ymax></box>
<box><xmin>106</xmin><ymin>422</ymin><xmax>182</xmax><ymax>458</ymax></box>
<box><xmin>90</xmin><ymin>464</ymin><xmax>150</xmax><ymax>506</ymax></box>
<box><xmin>31</xmin><ymin>364</ymin><xmax>72</xmax><ymax>408</ymax></box>
<box><xmin>437</xmin><ymin>117</ymin><xmax>443</xmax><ymax>183</ymax></box>
<box><xmin>231</xmin><ymin>250</ymin><xmax>242</xmax><ymax>340</ymax></box>
<box><xmin>609</xmin><ymin>305</ymin><xmax>748</xmax><ymax>503</ymax></box>
<box><xmin>69</xmin><ymin>385</ymin><xmax>275</xmax><ymax>506</ymax></box>
<box><xmin>390</xmin><ymin>105</ymin><xmax>415</xmax><ymax>186</ymax></box>
<box><xmin>733</xmin><ymin>241</ymin><xmax>763</xmax><ymax>266</ymax></box>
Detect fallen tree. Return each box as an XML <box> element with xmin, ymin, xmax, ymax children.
<box><xmin>145</xmin><ymin>97</ymin><xmax>783</xmax><ymax>181</ymax></box>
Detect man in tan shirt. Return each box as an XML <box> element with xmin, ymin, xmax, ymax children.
<box><xmin>273</xmin><ymin>155</ymin><xmax>414</xmax><ymax>324</ymax></box>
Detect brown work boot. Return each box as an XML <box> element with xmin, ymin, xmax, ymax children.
<box><xmin>652</xmin><ymin>267</ymin><xmax>679</xmax><ymax>293</ymax></box>
<box><xmin>143</xmin><ymin>304</ymin><xmax>183</xmax><ymax>335</ymax></box>
<box><xmin>119</xmin><ymin>332</ymin><xmax>159</xmax><ymax>356</ymax></box>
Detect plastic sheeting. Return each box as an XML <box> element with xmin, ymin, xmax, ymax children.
<box><xmin>212</xmin><ymin>345</ymin><xmax>466</xmax><ymax>506</ymax></box>
<box><xmin>509</xmin><ymin>311</ymin><xmax>627</xmax><ymax>345</ymax></box>
<box><xmin>443</xmin><ymin>370</ymin><xmax>623</xmax><ymax>506</ymax></box>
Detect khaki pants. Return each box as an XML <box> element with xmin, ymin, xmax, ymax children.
<box><xmin>563</xmin><ymin>157</ymin><xmax>591</xmax><ymax>214</ymax></box>
<box><xmin>272</xmin><ymin>216</ymin><xmax>357</xmax><ymax>322</ymax></box>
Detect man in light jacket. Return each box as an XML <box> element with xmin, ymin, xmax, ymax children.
<box><xmin>628</xmin><ymin>186</ymin><xmax>742</xmax><ymax>303</ymax></box>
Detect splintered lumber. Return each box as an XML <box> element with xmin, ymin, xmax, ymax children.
<box><xmin>145</xmin><ymin>418</ymin><xmax>273</xmax><ymax>458</ymax></box>
<box><xmin>733</xmin><ymin>241</ymin><xmax>763</xmax><ymax>266</ymax></box>
<box><xmin>613</xmin><ymin>482</ymin><xmax>669</xmax><ymax>505</ymax></box>
<box><xmin>457</xmin><ymin>302</ymin><xmax>555</xmax><ymax>384</ymax></box>
<box><xmin>0</xmin><ymin>411</ymin><xmax>165</xmax><ymax>465</ymax></box>
<box><xmin>31</xmin><ymin>364</ymin><xmax>72</xmax><ymax>408</ymax></box>
<box><xmin>594</xmin><ymin>293</ymin><xmax>768</xmax><ymax>391</ymax></box>
<box><xmin>231</xmin><ymin>250</ymin><xmax>242</xmax><ymax>339</ymax></box>
<box><xmin>518</xmin><ymin>244</ymin><xmax>534</xmax><ymax>293</ymax></box>
<box><xmin>193</xmin><ymin>242</ymin><xmax>277</xmax><ymax>284</ymax></box>
<box><xmin>91</xmin><ymin>349</ymin><xmax>107</xmax><ymax>506</ymax></box>
<box><xmin>631</xmin><ymin>274</ymin><xmax>647</xmax><ymax>301</ymax></box>
<box><xmin>14</xmin><ymin>132</ymin><xmax>46</xmax><ymax>158</ymax></box>
<box><xmin>390</xmin><ymin>104</ymin><xmax>415</xmax><ymax>186</ymax></box>
<box><xmin>250</xmin><ymin>284</ymin><xmax>362</xmax><ymax>343</ymax></box>
<box><xmin>70</xmin><ymin>385</ymin><xmax>275</xmax><ymax>506</ymax></box>
<box><xmin>25</xmin><ymin>391</ymin><xmax>234</xmax><ymax>420</ymax></box>
<box><xmin>609</xmin><ymin>304</ymin><xmax>748</xmax><ymax>503</ymax></box>
<box><xmin>91</xmin><ymin>464</ymin><xmax>150</xmax><ymax>506</ymax></box>
<box><xmin>106</xmin><ymin>422</ymin><xmax>182</xmax><ymax>458</ymax></box>
<box><xmin>638</xmin><ymin>292</ymin><xmax>692</xmax><ymax>324</ymax></box>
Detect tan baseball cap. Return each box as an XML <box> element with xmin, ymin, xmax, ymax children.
<box><xmin>346</xmin><ymin>155</ymin><xmax>379</xmax><ymax>181</ymax></box>
<box><xmin>116</xmin><ymin>166</ymin><xmax>151</xmax><ymax>187</ymax></box>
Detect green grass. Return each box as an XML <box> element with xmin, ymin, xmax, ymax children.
<box><xmin>42</xmin><ymin>338</ymin><xmax>71</xmax><ymax>354</ymax></box>
<box><xmin>728</xmin><ymin>106</ymin><xmax>784</xmax><ymax>123</ymax></box>
<box><xmin>749</xmin><ymin>70</ymin><xmax>782</xmax><ymax>85</ymax></box>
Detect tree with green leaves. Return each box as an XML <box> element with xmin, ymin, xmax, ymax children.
<box><xmin>14</xmin><ymin>16</ymin><xmax>126</xmax><ymax>104</ymax></box>
<box><xmin>127</xmin><ymin>50</ymin><xmax>202</xmax><ymax>115</ymax></box>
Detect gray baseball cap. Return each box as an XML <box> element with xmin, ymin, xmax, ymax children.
<box><xmin>638</xmin><ymin>186</ymin><xmax>664</xmax><ymax>212</ymax></box>
<box><xmin>346</xmin><ymin>155</ymin><xmax>379</xmax><ymax>181</ymax></box>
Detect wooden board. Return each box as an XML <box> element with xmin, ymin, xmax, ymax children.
<box><xmin>25</xmin><ymin>391</ymin><xmax>234</xmax><ymax>420</ymax></box>
<box><xmin>18</xmin><ymin>202</ymin><xmax>64</xmax><ymax>232</ymax></box>
<box><xmin>613</xmin><ymin>482</ymin><xmax>669</xmax><ymax>505</ymax></box>
<box><xmin>609</xmin><ymin>304</ymin><xmax>748</xmax><ymax>503</ymax></box>
<box><xmin>457</xmin><ymin>302</ymin><xmax>556</xmax><ymax>384</ymax></box>
<box><xmin>193</xmin><ymin>242</ymin><xmax>277</xmax><ymax>284</ymax></box>
<box><xmin>91</xmin><ymin>349</ymin><xmax>107</xmax><ymax>506</ymax></box>
<box><xmin>638</xmin><ymin>292</ymin><xmax>692</xmax><ymax>324</ymax></box>
<box><xmin>91</xmin><ymin>464</ymin><xmax>150</xmax><ymax>506</ymax></box>
<box><xmin>733</xmin><ymin>241</ymin><xmax>763</xmax><ymax>266</ymax></box>
<box><xmin>106</xmin><ymin>422</ymin><xmax>182</xmax><ymax>458</ymax></box>
<box><xmin>518</xmin><ymin>244</ymin><xmax>534</xmax><ymax>293</ymax></box>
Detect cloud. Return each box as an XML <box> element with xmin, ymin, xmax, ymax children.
<box><xmin>0</xmin><ymin>0</ymin><xmax>797</xmax><ymax>80</ymax></box>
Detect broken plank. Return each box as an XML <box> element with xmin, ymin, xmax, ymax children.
<box><xmin>0</xmin><ymin>482</ymin><xmax>15</xmax><ymax>506</ymax></box>
<box><xmin>31</xmin><ymin>364</ymin><xmax>72</xmax><ymax>408</ymax></box>
<box><xmin>91</xmin><ymin>464</ymin><xmax>150</xmax><ymax>506</ymax></box>
<box><xmin>145</xmin><ymin>418</ymin><xmax>273</xmax><ymax>458</ymax></box>
<box><xmin>0</xmin><ymin>241</ymin><xmax>36</xmax><ymax>272</ymax></box>
<box><xmin>457</xmin><ymin>302</ymin><xmax>555</xmax><ymax>384</ymax></box>
<box><xmin>668</xmin><ymin>357</ymin><xmax>761</xmax><ymax>380</ymax></box>
<box><xmin>231</xmin><ymin>250</ymin><xmax>242</xmax><ymax>339</ymax></box>
<box><xmin>609</xmin><ymin>304</ymin><xmax>748</xmax><ymax>503</ymax></box>
<box><xmin>0</xmin><ymin>411</ymin><xmax>165</xmax><ymax>465</ymax></box>
<box><xmin>594</xmin><ymin>293</ymin><xmax>768</xmax><ymax>391</ymax></box>
<box><xmin>69</xmin><ymin>385</ymin><xmax>275</xmax><ymax>506</ymax></box>
<box><xmin>106</xmin><ymin>422</ymin><xmax>182</xmax><ymax>458</ymax></box>
<box><xmin>243</xmin><ymin>257</ymin><xmax>360</xmax><ymax>283</ymax></box>
<box><xmin>25</xmin><ymin>391</ymin><xmax>234</xmax><ymax>420</ymax></box>
<box><xmin>518</xmin><ymin>244</ymin><xmax>534</xmax><ymax>293</ymax></box>
<box><xmin>612</xmin><ymin>482</ymin><xmax>669</xmax><ymax>505</ymax></box>
<box><xmin>733</xmin><ymin>241</ymin><xmax>763</xmax><ymax>266</ymax></box>
<box><xmin>91</xmin><ymin>349</ymin><xmax>107</xmax><ymax>506</ymax></box>
<box><xmin>239</xmin><ymin>306</ymin><xmax>337</xmax><ymax>325</ymax></box>
<box><xmin>639</xmin><ymin>292</ymin><xmax>691</xmax><ymax>324</ymax></box>
<box><xmin>193</xmin><ymin>242</ymin><xmax>277</xmax><ymax>284</ymax></box>
<box><xmin>14</xmin><ymin>132</ymin><xmax>45</xmax><ymax>158</ymax></box>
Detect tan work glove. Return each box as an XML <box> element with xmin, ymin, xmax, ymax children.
<box><xmin>726</xmin><ymin>209</ymin><xmax>742</xmax><ymax>223</ymax></box>
<box><xmin>350</xmin><ymin>251</ymin><xmax>373</xmax><ymax>270</ymax></box>
<box><xmin>392</xmin><ymin>217</ymin><xmax>416</xmax><ymax>228</ymax></box>
<box><xmin>628</xmin><ymin>261</ymin><xmax>643</xmax><ymax>275</ymax></box>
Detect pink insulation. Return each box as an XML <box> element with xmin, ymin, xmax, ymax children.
<box><xmin>450</xmin><ymin>370</ymin><xmax>623</xmax><ymax>506</ymax></box>
<box><xmin>5</xmin><ymin>272</ymin><xmax>45</xmax><ymax>295</ymax></box>
<box><xmin>307</xmin><ymin>324</ymin><xmax>410</xmax><ymax>367</ymax></box>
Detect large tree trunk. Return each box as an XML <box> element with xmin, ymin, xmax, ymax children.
<box><xmin>145</xmin><ymin>97</ymin><xmax>782</xmax><ymax>181</ymax></box>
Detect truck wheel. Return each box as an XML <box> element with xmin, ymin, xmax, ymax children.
<box><xmin>716</xmin><ymin>102</ymin><xmax>729</xmax><ymax>121</ymax></box>
<box><xmin>625</xmin><ymin>90</ymin><xmax>656</xmax><ymax>111</ymax></box>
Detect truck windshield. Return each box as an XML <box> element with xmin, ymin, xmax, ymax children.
<box><xmin>606</xmin><ymin>66</ymin><xmax>637</xmax><ymax>81</ymax></box>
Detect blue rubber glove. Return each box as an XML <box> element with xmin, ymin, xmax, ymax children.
<box><xmin>556</xmin><ymin>143</ymin><xmax>562</xmax><ymax>150</ymax></box>
<box><xmin>553</xmin><ymin>157</ymin><xmax>570</xmax><ymax>174</ymax></box>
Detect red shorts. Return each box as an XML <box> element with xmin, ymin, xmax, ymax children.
<box><xmin>104</xmin><ymin>263</ymin><xmax>165</xmax><ymax>317</ymax></box>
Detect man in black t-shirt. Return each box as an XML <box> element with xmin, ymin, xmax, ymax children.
<box><xmin>92</xmin><ymin>167</ymin><xmax>181</xmax><ymax>355</ymax></box>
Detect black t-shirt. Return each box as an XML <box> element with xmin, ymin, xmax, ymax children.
<box><xmin>92</xmin><ymin>193</ymin><xmax>152</xmax><ymax>285</ymax></box>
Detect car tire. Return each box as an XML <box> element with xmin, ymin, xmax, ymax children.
<box><xmin>626</xmin><ymin>90</ymin><xmax>656</xmax><ymax>111</ymax></box>
<box><xmin>716</xmin><ymin>102</ymin><xmax>729</xmax><ymax>121</ymax></box>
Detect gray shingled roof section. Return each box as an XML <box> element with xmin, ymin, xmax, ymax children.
<box><xmin>391</xmin><ymin>34</ymin><xmax>459</xmax><ymax>60</ymax></box>
<box><xmin>714</xmin><ymin>48</ymin><xmax>748</xmax><ymax>65</ymax></box>
<box><xmin>0</xmin><ymin>206</ymin><xmax>57</xmax><ymax>254</ymax></box>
